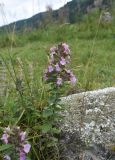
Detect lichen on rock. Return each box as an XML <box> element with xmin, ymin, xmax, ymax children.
<box><xmin>61</xmin><ymin>87</ymin><xmax>115</xmax><ymax>146</ymax></box>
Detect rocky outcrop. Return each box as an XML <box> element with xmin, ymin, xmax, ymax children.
<box><xmin>61</xmin><ymin>87</ymin><xmax>115</xmax><ymax>145</ymax></box>
<box><xmin>60</xmin><ymin>87</ymin><xmax>115</xmax><ymax>159</ymax></box>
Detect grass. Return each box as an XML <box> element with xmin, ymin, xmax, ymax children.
<box><xmin>0</xmin><ymin>9</ymin><xmax>115</xmax><ymax>92</ymax></box>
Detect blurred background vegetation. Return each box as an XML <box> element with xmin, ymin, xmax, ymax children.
<box><xmin>0</xmin><ymin>0</ymin><xmax>115</xmax><ymax>92</ymax></box>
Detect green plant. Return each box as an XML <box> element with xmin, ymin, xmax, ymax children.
<box><xmin>0</xmin><ymin>42</ymin><xmax>76</xmax><ymax>160</ymax></box>
<box><xmin>0</xmin><ymin>126</ymin><xmax>31</xmax><ymax>160</ymax></box>
<box><xmin>42</xmin><ymin>42</ymin><xmax>76</xmax><ymax>149</ymax></box>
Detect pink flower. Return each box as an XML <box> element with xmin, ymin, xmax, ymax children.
<box><xmin>55</xmin><ymin>63</ymin><xmax>60</xmax><ymax>72</ymax></box>
<box><xmin>23</xmin><ymin>144</ymin><xmax>31</xmax><ymax>153</ymax></box>
<box><xmin>65</xmin><ymin>69</ymin><xmax>71</xmax><ymax>74</ymax></box>
<box><xmin>48</xmin><ymin>65</ymin><xmax>54</xmax><ymax>72</ymax></box>
<box><xmin>19</xmin><ymin>151</ymin><xmax>26</xmax><ymax>160</ymax></box>
<box><xmin>1</xmin><ymin>133</ymin><xmax>9</xmax><ymax>144</ymax></box>
<box><xmin>60</xmin><ymin>57</ymin><xmax>66</xmax><ymax>65</ymax></box>
<box><xmin>50</xmin><ymin>47</ymin><xmax>56</xmax><ymax>53</ymax></box>
<box><xmin>62</xmin><ymin>43</ymin><xmax>70</xmax><ymax>53</ymax></box>
<box><xmin>20</xmin><ymin>131</ymin><xmax>26</xmax><ymax>142</ymax></box>
<box><xmin>70</xmin><ymin>75</ymin><xmax>77</xmax><ymax>84</ymax></box>
<box><xmin>57</xmin><ymin>77</ymin><xmax>62</xmax><ymax>86</ymax></box>
<box><xmin>4</xmin><ymin>126</ymin><xmax>11</xmax><ymax>133</ymax></box>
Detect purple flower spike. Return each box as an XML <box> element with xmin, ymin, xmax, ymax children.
<box><xmin>1</xmin><ymin>133</ymin><xmax>9</xmax><ymax>144</ymax></box>
<box><xmin>60</xmin><ymin>57</ymin><xmax>66</xmax><ymax>65</ymax></box>
<box><xmin>55</xmin><ymin>63</ymin><xmax>60</xmax><ymax>72</ymax></box>
<box><xmin>44</xmin><ymin>43</ymin><xmax>77</xmax><ymax>86</ymax></box>
<box><xmin>48</xmin><ymin>65</ymin><xmax>54</xmax><ymax>72</ymax></box>
<box><xmin>57</xmin><ymin>77</ymin><xmax>62</xmax><ymax>86</ymax></box>
<box><xmin>1</xmin><ymin>126</ymin><xmax>31</xmax><ymax>160</ymax></box>
<box><xmin>19</xmin><ymin>151</ymin><xmax>26</xmax><ymax>160</ymax></box>
<box><xmin>23</xmin><ymin>144</ymin><xmax>31</xmax><ymax>153</ymax></box>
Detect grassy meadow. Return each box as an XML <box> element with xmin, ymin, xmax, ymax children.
<box><xmin>0</xmin><ymin>10</ymin><xmax>115</xmax><ymax>92</ymax></box>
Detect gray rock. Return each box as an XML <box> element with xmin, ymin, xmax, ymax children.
<box><xmin>101</xmin><ymin>12</ymin><xmax>113</xmax><ymax>23</ymax></box>
<box><xmin>59</xmin><ymin>131</ymin><xmax>85</xmax><ymax>160</ymax></box>
<box><xmin>59</xmin><ymin>87</ymin><xmax>115</xmax><ymax>159</ymax></box>
<box><xmin>61</xmin><ymin>87</ymin><xmax>115</xmax><ymax>145</ymax></box>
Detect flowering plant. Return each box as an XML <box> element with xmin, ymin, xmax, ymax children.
<box><xmin>41</xmin><ymin>43</ymin><xmax>77</xmax><ymax>149</ymax></box>
<box><xmin>0</xmin><ymin>42</ymin><xmax>76</xmax><ymax>160</ymax></box>
<box><xmin>1</xmin><ymin>126</ymin><xmax>31</xmax><ymax>160</ymax></box>
<box><xmin>44</xmin><ymin>43</ymin><xmax>76</xmax><ymax>86</ymax></box>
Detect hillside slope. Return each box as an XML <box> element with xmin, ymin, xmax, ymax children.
<box><xmin>0</xmin><ymin>0</ymin><xmax>113</xmax><ymax>31</ymax></box>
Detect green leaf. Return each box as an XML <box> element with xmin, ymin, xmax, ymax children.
<box><xmin>34</xmin><ymin>112</ymin><xmax>41</xmax><ymax>118</ymax></box>
<box><xmin>55</xmin><ymin>104</ymin><xmax>62</xmax><ymax>110</ymax></box>
<box><xmin>0</xmin><ymin>144</ymin><xmax>13</xmax><ymax>152</ymax></box>
<box><xmin>52</xmin><ymin>127</ymin><xmax>61</xmax><ymax>134</ymax></box>
<box><xmin>42</xmin><ymin>108</ymin><xmax>53</xmax><ymax>118</ymax></box>
<box><xmin>48</xmin><ymin>98</ymin><xmax>55</xmax><ymax>104</ymax></box>
<box><xmin>40</xmin><ymin>123</ymin><xmax>52</xmax><ymax>133</ymax></box>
